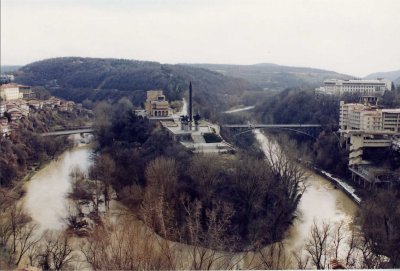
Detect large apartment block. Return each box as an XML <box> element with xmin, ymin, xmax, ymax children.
<box><xmin>340</xmin><ymin>101</ymin><xmax>400</xmax><ymax>132</ymax></box>
<box><xmin>318</xmin><ymin>78</ymin><xmax>392</xmax><ymax>96</ymax></box>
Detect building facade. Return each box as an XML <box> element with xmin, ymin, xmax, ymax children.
<box><xmin>340</xmin><ymin>101</ymin><xmax>400</xmax><ymax>133</ymax></box>
<box><xmin>0</xmin><ymin>84</ymin><xmax>23</xmax><ymax>101</ymax></box>
<box><xmin>318</xmin><ymin>79</ymin><xmax>392</xmax><ymax>96</ymax></box>
<box><xmin>0</xmin><ymin>102</ymin><xmax>5</xmax><ymax>117</ymax></box>
<box><xmin>145</xmin><ymin>90</ymin><xmax>173</xmax><ymax>117</ymax></box>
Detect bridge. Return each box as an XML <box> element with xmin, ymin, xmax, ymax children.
<box><xmin>222</xmin><ymin>124</ymin><xmax>322</xmax><ymax>128</ymax></box>
<box><xmin>221</xmin><ymin>123</ymin><xmax>323</xmax><ymax>138</ymax></box>
<box><xmin>41</xmin><ymin>127</ymin><xmax>94</xmax><ymax>137</ymax></box>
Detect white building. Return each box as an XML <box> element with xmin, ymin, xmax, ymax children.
<box><xmin>340</xmin><ymin>101</ymin><xmax>400</xmax><ymax>165</ymax></box>
<box><xmin>340</xmin><ymin>101</ymin><xmax>400</xmax><ymax>133</ymax></box>
<box><xmin>0</xmin><ymin>83</ymin><xmax>23</xmax><ymax>101</ymax></box>
<box><xmin>318</xmin><ymin>79</ymin><xmax>393</xmax><ymax>96</ymax></box>
<box><xmin>0</xmin><ymin>102</ymin><xmax>5</xmax><ymax>117</ymax></box>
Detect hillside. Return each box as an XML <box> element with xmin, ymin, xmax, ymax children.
<box><xmin>14</xmin><ymin>57</ymin><xmax>261</xmax><ymax>115</ymax></box>
<box><xmin>396</xmin><ymin>76</ymin><xmax>400</xmax><ymax>86</ymax></box>
<box><xmin>186</xmin><ymin>63</ymin><xmax>353</xmax><ymax>90</ymax></box>
<box><xmin>364</xmin><ymin>70</ymin><xmax>400</xmax><ymax>81</ymax></box>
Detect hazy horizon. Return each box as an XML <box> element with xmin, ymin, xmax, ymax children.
<box><xmin>2</xmin><ymin>0</ymin><xmax>400</xmax><ymax>77</ymax></box>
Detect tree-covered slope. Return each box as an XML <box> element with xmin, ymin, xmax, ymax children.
<box><xmin>187</xmin><ymin>63</ymin><xmax>353</xmax><ymax>91</ymax></box>
<box><xmin>364</xmin><ymin>70</ymin><xmax>400</xmax><ymax>81</ymax></box>
<box><xmin>14</xmin><ymin>57</ymin><xmax>260</xmax><ymax>115</ymax></box>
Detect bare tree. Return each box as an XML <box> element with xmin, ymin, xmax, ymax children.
<box><xmin>255</xmin><ymin>241</ymin><xmax>290</xmax><ymax>270</ymax></box>
<box><xmin>13</xmin><ymin>223</ymin><xmax>41</xmax><ymax>266</ymax></box>
<box><xmin>292</xmin><ymin>249</ymin><xmax>310</xmax><ymax>269</ymax></box>
<box><xmin>180</xmin><ymin>196</ymin><xmax>236</xmax><ymax>270</ymax></box>
<box><xmin>305</xmin><ymin>220</ymin><xmax>331</xmax><ymax>269</ymax></box>
<box><xmin>188</xmin><ymin>154</ymin><xmax>224</xmax><ymax>202</ymax></box>
<box><xmin>140</xmin><ymin>157</ymin><xmax>178</xmax><ymax>239</ymax></box>
<box><xmin>90</xmin><ymin>154</ymin><xmax>115</xmax><ymax>210</ymax></box>
<box><xmin>80</xmin><ymin>216</ymin><xmax>177</xmax><ymax>270</ymax></box>
<box><xmin>33</xmin><ymin>231</ymin><xmax>75</xmax><ymax>270</ymax></box>
<box><xmin>331</xmin><ymin>220</ymin><xmax>345</xmax><ymax>260</ymax></box>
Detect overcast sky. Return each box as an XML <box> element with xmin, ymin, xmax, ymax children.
<box><xmin>1</xmin><ymin>0</ymin><xmax>399</xmax><ymax>77</ymax></box>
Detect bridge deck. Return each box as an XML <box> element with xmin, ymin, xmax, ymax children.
<box><xmin>41</xmin><ymin>128</ymin><xmax>94</xmax><ymax>137</ymax></box>
<box><xmin>222</xmin><ymin>124</ymin><xmax>322</xmax><ymax>128</ymax></box>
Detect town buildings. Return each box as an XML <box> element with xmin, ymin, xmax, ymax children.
<box><xmin>0</xmin><ymin>83</ymin><xmax>23</xmax><ymax>101</ymax></box>
<box><xmin>317</xmin><ymin>78</ymin><xmax>393</xmax><ymax>96</ymax></box>
<box><xmin>144</xmin><ymin>90</ymin><xmax>173</xmax><ymax>117</ymax></box>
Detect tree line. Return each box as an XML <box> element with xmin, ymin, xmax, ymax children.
<box><xmin>75</xmin><ymin>98</ymin><xmax>307</xmax><ymax>252</ymax></box>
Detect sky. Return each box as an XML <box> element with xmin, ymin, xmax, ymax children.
<box><xmin>1</xmin><ymin>0</ymin><xmax>400</xmax><ymax>77</ymax></box>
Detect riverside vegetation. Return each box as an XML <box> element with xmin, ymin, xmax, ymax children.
<box><xmin>2</xmin><ymin>57</ymin><xmax>400</xmax><ymax>268</ymax></box>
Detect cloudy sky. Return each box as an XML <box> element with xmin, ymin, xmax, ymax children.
<box><xmin>1</xmin><ymin>0</ymin><xmax>399</xmax><ymax>77</ymax></box>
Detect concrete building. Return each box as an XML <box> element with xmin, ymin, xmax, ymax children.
<box><xmin>0</xmin><ymin>83</ymin><xmax>23</xmax><ymax>101</ymax></box>
<box><xmin>339</xmin><ymin>101</ymin><xmax>400</xmax><ymax>166</ymax></box>
<box><xmin>340</xmin><ymin>101</ymin><xmax>400</xmax><ymax>133</ymax></box>
<box><xmin>318</xmin><ymin>78</ymin><xmax>393</xmax><ymax>96</ymax></box>
<box><xmin>145</xmin><ymin>90</ymin><xmax>173</xmax><ymax>117</ymax></box>
<box><xmin>0</xmin><ymin>102</ymin><xmax>5</xmax><ymax>117</ymax></box>
<box><xmin>18</xmin><ymin>85</ymin><xmax>34</xmax><ymax>99</ymax></box>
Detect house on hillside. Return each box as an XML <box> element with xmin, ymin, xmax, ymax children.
<box><xmin>0</xmin><ymin>83</ymin><xmax>23</xmax><ymax>101</ymax></box>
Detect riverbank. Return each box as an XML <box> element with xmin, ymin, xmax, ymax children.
<box><xmin>313</xmin><ymin>167</ymin><xmax>362</xmax><ymax>205</ymax></box>
<box><xmin>9</xmin><ymin>134</ymin><xmax>89</xmax><ymax>201</ymax></box>
<box><xmin>18</xmin><ymin>128</ymin><xmax>360</xmax><ymax>269</ymax></box>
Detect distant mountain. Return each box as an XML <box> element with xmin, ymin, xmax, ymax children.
<box><xmin>186</xmin><ymin>63</ymin><xmax>353</xmax><ymax>90</ymax></box>
<box><xmin>364</xmin><ymin>70</ymin><xmax>400</xmax><ymax>81</ymax></box>
<box><xmin>14</xmin><ymin>57</ymin><xmax>260</xmax><ymax>114</ymax></box>
<box><xmin>1</xmin><ymin>65</ymin><xmax>21</xmax><ymax>73</ymax></box>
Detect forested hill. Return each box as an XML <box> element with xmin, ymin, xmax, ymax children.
<box><xmin>187</xmin><ymin>63</ymin><xmax>352</xmax><ymax>91</ymax></box>
<box><xmin>14</xmin><ymin>57</ymin><xmax>260</xmax><ymax>114</ymax></box>
<box><xmin>364</xmin><ymin>69</ymin><xmax>400</xmax><ymax>81</ymax></box>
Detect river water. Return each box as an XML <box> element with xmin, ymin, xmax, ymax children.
<box><xmin>23</xmin><ymin>135</ymin><xmax>93</xmax><ymax>232</ymax></box>
<box><xmin>254</xmin><ymin>129</ymin><xmax>357</xmax><ymax>256</ymax></box>
<box><xmin>22</xmin><ymin>129</ymin><xmax>357</xmax><ymax>268</ymax></box>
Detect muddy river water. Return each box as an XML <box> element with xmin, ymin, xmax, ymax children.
<box><xmin>22</xmin><ymin>129</ymin><xmax>357</xmax><ymax>268</ymax></box>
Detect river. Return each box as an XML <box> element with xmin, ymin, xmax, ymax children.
<box><xmin>23</xmin><ymin>135</ymin><xmax>93</xmax><ymax>232</ymax></box>
<box><xmin>22</xmin><ymin>128</ymin><xmax>357</xmax><ymax>268</ymax></box>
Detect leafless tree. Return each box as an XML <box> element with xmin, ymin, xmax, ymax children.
<box><xmin>140</xmin><ymin>157</ymin><xmax>178</xmax><ymax>239</ymax></box>
<box><xmin>31</xmin><ymin>230</ymin><xmax>76</xmax><ymax>270</ymax></box>
<box><xmin>80</xmin><ymin>216</ymin><xmax>177</xmax><ymax>270</ymax></box>
<box><xmin>188</xmin><ymin>154</ymin><xmax>224</xmax><ymax>202</ymax></box>
<box><xmin>305</xmin><ymin>220</ymin><xmax>331</xmax><ymax>269</ymax></box>
<box><xmin>181</xmin><ymin>196</ymin><xmax>236</xmax><ymax>270</ymax></box>
<box><xmin>331</xmin><ymin>220</ymin><xmax>345</xmax><ymax>260</ymax></box>
<box><xmin>292</xmin><ymin>249</ymin><xmax>310</xmax><ymax>269</ymax></box>
<box><xmin>90</xmin><ymin>154</ymin><xmax>115</xmax><ymax>210</ymax></box>
<box><xmin>255</xmin><ymin>241</ymin><xmax>290</xmax><ymax>270</ymax></box>
<box><xmin>13</xmin><ymin>223</ymin><xmax>41</xmax><ymax>266</ymax></box>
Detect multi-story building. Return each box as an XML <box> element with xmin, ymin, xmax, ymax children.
<box><xmin>18</xmin><ymin>85</ymin><xmax>34</xmax><ymax>99</ymax></box>
<box><xmin>318</xmin><ymin>78</ymin><xmax>393</xmax><ymax>96</ymax></box>
<box><xmin>340</xmin><ymin>102</ymin><xmax>400</xmax><ymax>133</ymax></box>
<box><xmin>0</xmin><ymin>83</ymin><xmax>23</xmax><ymax>101</ymax></box>
<box><xmin>340</xmin><ymin>101</ymin><xmax>400</xmax><ymax>166</ymax></box>
<box><xmin>340</xmin><ymin>102</ymin><xmax>383</xmax><ymax>132</ymax></box>
<box><xmin>0</xmin><ymin>102</ymin><xmax>5</xmax><ymax>117</ymax></box>
<box><xmin>145</xmin><ymin>90</ymin><xmax>173</xmax><ymax>117</ymax></box>
<box><xmin>381</xmin><ymin>109</ymin><xmax>400</xmax><ymax>132</ymax></box>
